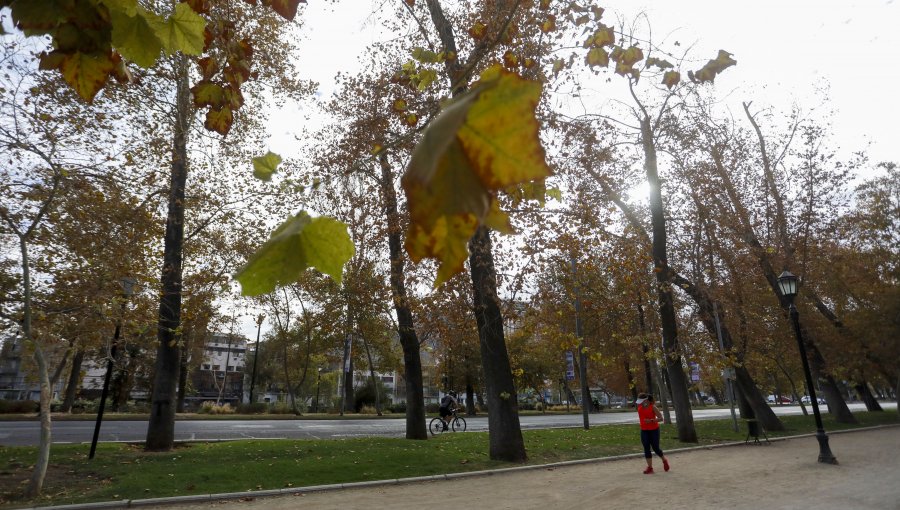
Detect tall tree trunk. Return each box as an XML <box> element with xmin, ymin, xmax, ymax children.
<box><xmin>469</xmin><ymin>226</ymin><xmax>526</xmax><ymax>461</ymax></box>
<box><xmin>425</xmin><ymin>0</ymin><xmax>526</xmax><ymax>462</ymax></box>
<box><xmin>61</xmin><ymin>348</ymin><xmax>85</xmax><ymax>413</ymax></box>
<box><xmin>378</xmin><ymin>154</ymin><xmax>426</xmax><ymax>438</ymax></box>
<box><xmin>176</xmin><ymin>333</ymin><xmax>190</xmax><ymax>412</ymax></box>
<box><xmin>146</xmin><ymin>55</ymin><xmax>191</xmax><ymax>451</ymax></box>
<box><xmin>361</xmin><ymin>335</ymin><xmax>383</xmax><ymax>415</ymax></box>
<box><xmin>636</xmin><ymin>299</ymin><xmax>654</xmax><ymax>393</ymax></box>
<box><xmin>854</xmin><ymin>379</ymin><xmax>882</xmax><ymax>411</ymax></box>
<box><xmin>641</xmin><ymin>116</ymin><xmax>697</xmax><ymax>442</ymax></box>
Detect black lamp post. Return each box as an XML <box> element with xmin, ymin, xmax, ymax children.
<box><xmin>777</xmin><ymin>270</ymin><xmax>838</xmax><ymax>465</ymax></box>
<box><xmin>90</xmin><ymin>277</ymin><xmax>135</xmax><ymax>460</ymax></box>
<box><xmin>314</xmin><ymin>367</ymin><xmax>322</xmax><ymax>413</ymax></box>
<box><xmin>248</xmin><ymin>314</ymin><xmax>265</xmax><ymax>405</ymax></box>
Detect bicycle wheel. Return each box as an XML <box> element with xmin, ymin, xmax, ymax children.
<box><xmin>429</xmin><ymin>417</ymin><xmax>445</xmax><ymax>436</ymax></box>
<box><xmin>452</xmin><ymin>415</ymin><xmax>466</xmax><ymax>432</ymax></box>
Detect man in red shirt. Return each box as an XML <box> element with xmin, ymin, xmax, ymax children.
<box><xmin>636</xmin><ymin>392</ymin><xmax>670</xmax><ymax>474</ymax></box>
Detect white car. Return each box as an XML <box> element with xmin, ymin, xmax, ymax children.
<box><xmin>800</xmin><ymin>396</ymin><xmax>826</xmax><ymax>404</ymax></box>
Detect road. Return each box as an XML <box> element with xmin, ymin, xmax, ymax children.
<box><xmin>0</xmin><ymin>402</ymin><xmax>892</xmax><ymax>447</ymax></box>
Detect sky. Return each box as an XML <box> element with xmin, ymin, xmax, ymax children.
<box><xmin>239</xmin><ymin>0</ymin><xmax>900</xmax><ymax>340</ymax></box>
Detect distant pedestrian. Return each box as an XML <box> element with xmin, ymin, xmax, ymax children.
<box><xmin>636</xmin><ymin>392</ymin><xmax>669</xmax><ymax>474</ymax></box>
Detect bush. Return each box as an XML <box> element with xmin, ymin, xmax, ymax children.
<box><xmin>353</xmin><ymin>380</ymin><xmax>389</xmax><ymax>412</ymax></box>
<box><xmin>268</xmin><ymin>402</ymin><xmax>296</xmax><ymax>414</ymax></box>
<box><xmin>387</xmin><ymin>402</ymin><xmax>406</xmax><ymax>414</ymax></box>
<box><xmin>358</xmin><ymin>405</ymin><xmax>379</xmax><ymax>415</ymax></box>
<box><xmin>237</xmin><ymin>402</ymin><xmax>268</xmax><ymax>414</ymax></box>
<box><xmin>197</xmin><ymin>401</ymin><xmax>235</xmax><ymax>414</ymax></box>
<box><xmin>425</xmin><ymin>402</ymin><xmax>439</xmax><ymax>414</ymax></box>
<box><xmin>0</xmin><ymin>399</ymin><xmax>38</xmax><ymax>414</ymax></box>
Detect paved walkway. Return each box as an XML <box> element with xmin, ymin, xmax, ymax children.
<box><xmin>144</xmin><ymin>426</ymin><xmax>899</xmax><ymax>510</ymax></box>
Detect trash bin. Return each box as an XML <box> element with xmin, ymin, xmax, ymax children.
<box><xmin>747</xmin><ymin>419</ymin><xmax>760</xmax><ymax>438</ymax></box>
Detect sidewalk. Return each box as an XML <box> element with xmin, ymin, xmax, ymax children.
<box><xmin>41</xmin><ymin>426</ymin><xmax>900</xmax><ymax>510</ymax></box>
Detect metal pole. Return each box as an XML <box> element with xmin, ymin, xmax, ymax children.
<box><xmin>790</xmin><ymin>303</ymin><xmax>837</xmax><ymax>464</ymax></box>
<box><xmin>314</xmin><ymin>370</ymin><xmax>321</xmax><ymax>413</ymax></box>
<box><xmin>248</xmin><ymin>314</ymin><xmax>264</xmax><ymax>404</ymax></box>
<box><xmin>571</xmin><ymin>256</ymin><xmax>590</xmax><ymax>429</ymax></box>
<box><xmin>89</xmin><ymin>320</ymin><xmax>120</xmax><ymax>459</ymax></box>
<box><xmin>712</xmin><ymin>302</ymin><xmax>739</xmax><ymax>432</ymax></box>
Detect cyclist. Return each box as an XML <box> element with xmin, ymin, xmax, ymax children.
<box><xmin>439</xmin><ymin>390</ymin><xmax>459</xmax><ymax>431</ymax></box>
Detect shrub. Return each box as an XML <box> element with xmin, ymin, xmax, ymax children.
<box><xmin>358</xmin><ymin>405</ymin><xmax>378</xmax><ymax>415</ymax></box>
<box><xmin>268</xmin><ymin>402</ymin><xmax>296</xmax><ymax>414</ymax></box>
<box><xmin>0</xmin><ymin>399</ymin><xmax>38</xmax><ymax>414</ymax></box>
<box><xmin>198</xmin><ymin>401</ymin><xmax>235</xmax><ymax>414</ymax></box>
<box><xmin>237</xmin><ymin>402</ymin><xmax>268</xmax><ymax>414</ymax></box>
<box><xmin>387</xmin><ymin>402</ymin><xmax>406</xmax><ymax>414</ymax></box>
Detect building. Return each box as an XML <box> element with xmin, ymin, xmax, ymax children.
<box><xmin>186</xmin><ymin>332</ymin><xmax>247</xmax><ymax>407</ymax></box>
<box><xmin>0</xmin><ymin>335</ymin><xmax>65</xmax><ymax>401</ymax></box>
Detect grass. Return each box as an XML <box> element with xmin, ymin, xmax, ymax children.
<box><xmin>1</xmin><ymin>411</ymin><xmax>896</xmax><ymax>508</ymax></box>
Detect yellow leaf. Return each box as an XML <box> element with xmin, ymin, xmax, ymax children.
<box><xmin>458</xmin><ymin>66</ymin><xmax>550</xmax><ymax>189</ymax></box>
<box><xmin>58</xmin><ymin>51</ymin><xmax>115</xmax><ymax>102</ymax></box>
<box><xmin>662</xmin><ymin>70</ymin><xmax>680</xmax><ymax>89</ymax></box>
<box><xmin>402</xmin><ymin>65</ymin><xmax>551</xmax><ymax>286</ymax></box>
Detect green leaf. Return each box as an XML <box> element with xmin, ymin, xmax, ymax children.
<box><xmin>252</xmin><ymin>151</ymin><xmax>282</xmax><ymax>181</ymax></box>
<box><xmin>235</xmin><ymin>212</ymin><xmax>355</xmax><ymax>296</ymax></box>
<box><xmin>110</xmin><ymin>7</ymin><xmax>163</xmax><ymax>68</ymax></box>
<box><xmin>411</xmin><ymin>47</ymin><xmax>441</xmax><ymax>63</ymax></box>
<box><xmin>191</xmin><ymin>81</ymin><xmax>226</xmax><ymax>108</ymax></box>
<box><xmin>153</xmin><ymin>2</ymin><xmax>205</xmax><ymax>56</ymax></box>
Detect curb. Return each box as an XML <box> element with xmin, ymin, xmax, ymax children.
<box><xmin>24</xmin><ymin>424</ymin><xmax>899</xmax><ymax>510</ymax></box>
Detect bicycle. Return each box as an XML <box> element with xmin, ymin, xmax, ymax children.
<box><xmin>429</xmin><ymin>407</ymin><xmax>467</xmax><ymax>435</ymax></box>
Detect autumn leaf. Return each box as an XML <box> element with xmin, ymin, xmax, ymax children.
<box><xmin>662</xmin><ymin>70</ymin><xmax>680</xmax><ymax>89</ymax></box>
<box><xmin>469</xmin><ymin>20</ymin><xmax>486</xmax><ymax>40</ymax></box>
<box><xmin>411</xmin><ymin>47</ymin><xmax>441</xmax><ymax>63</ymax></box>
<box><xmin>252</xmin><ymin>151</ymin><xmax>282</xmax><ymax>181</ymax></box>
<box><xmin>402</xmin><ymin>65</ymin><xmax>551</xmax><ymax>285</ymax></box>
<box><xmin>540</xmin><ymin>15</ymin><xmax>556</xmax><ymax>33</ymax></box>
<box><xmin>692</xmin><ymin>50</ymin><xmax>736</xmax><ymax>83</ymax></box>
<box><xmin>58</xmin><ymin>51</ymin><xmax>116</xmax><ymax>102</ymax></box>
<box><xmin>191</xmin><ymin>81</ymin><xmax>226</xmax><ymax>108</ymax></box>
<box><xmin>585</xmin><ymin>48</ymin><xmax>609</xmax><ymax>68</ymax></box>
<box><xmin>236</xmin><ymin>212</ymin><xmax>355</xmax><ymax>296</ymax></box>
<box><xmin>267</xmin><ymin>0</ymin><xmax>305</xmax><ymax>21</ymax></box>
<box><xmin>204</xmin><ymin>106</ymin><xmax>233</xmax><ymax>135</ymax></box>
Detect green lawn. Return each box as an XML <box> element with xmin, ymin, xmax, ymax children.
<box><xmin>1</xmin><ymin>412</ymin><xmax>896</xmax><ymax>508</ymax></box>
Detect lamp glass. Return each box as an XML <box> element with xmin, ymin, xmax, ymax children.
<box><xmin>777</xmin><ymin>270</ymin><xmax>798</xmax><ymax>298</ymax></box>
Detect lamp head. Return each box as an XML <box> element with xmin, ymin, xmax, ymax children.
<box><xmin>777</xmin><ymin>270</ymin><xmax>798</xmax><ymax>302</ymax></box>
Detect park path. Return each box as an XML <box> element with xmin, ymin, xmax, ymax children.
<box><xmin>162</xmin><ymin>426</ymin><xmax>899</xmax><ymax>510</ymax></box>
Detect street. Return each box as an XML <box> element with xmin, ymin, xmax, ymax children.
<box><xmin>0</xmin><ymin>402</ymin><xmax>892</xmax><ymax>446</ymax></box>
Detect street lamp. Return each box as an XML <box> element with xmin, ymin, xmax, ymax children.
<box><xmin>90</xmin><ymin>276</ymin><xmax>135</xmax><ymax>460</ymax></box>
<box><xmin>777</xmin><ymin>270</ymin><xmax>838</xmax><ymax>464</ymax></box>
<box><xmin>248</xmin><ymin>314</ymin><xmax>265</xmax><ymax>405</ymax></box>
<box><xmin>314</xmin><ymin>367</ymin><xmax>322</xmax><ymax>413</ymax></box>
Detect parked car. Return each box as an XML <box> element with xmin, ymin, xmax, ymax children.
<box><xmin>767</xmin><ymin>395</ymin><xmax>793</xmax><ymax>404</ymax></box>
<box><xmin>702</xmin><ymin>396</ymin><xmax>716</xmax><ymax>405</ymax></box>
<box><xmin>800</xmin><ymin>395</ymin><xmax>826</xmax><ymax>404</ymax></box>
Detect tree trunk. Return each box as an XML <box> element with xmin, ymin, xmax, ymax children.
<box><xmin>176</xmin><ymin>333</ymin><xmax>190</xmax><ymax>413</ymax></box>
<box><xmin>641</xmin><ymin>116</ymin><xmax>697</xmax><ymax>442</ymax></box>
<box><xmin>854</xmin><ymin>380</ymin><xmax>881</xmax><ymax>411</ymax></box>
<box><xmin>146</xmin><ymin>55</ymin><xmax>191</xmax><ymax>451</ymax></box>
<box><xmin>361</xmin><ymin>335</ymin><xmax>383</xmax><ymax>415</ymax></box>
<box><xmin>378</xmin><ymin>154</ymin><xmax>426</xmax><ymax>438</ymax></box>
<box><xmin>469</xmin><ymin>227</ymin><xmax>526</xmax><ymax>461</ymax></box>
<box><xmin>61</xmin><ymin>348</ymin><xmax>85</xmax><ymax>413</ymax></box>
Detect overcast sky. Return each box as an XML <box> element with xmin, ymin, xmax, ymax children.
<box><xmin>240</xmin><ymin>0</ymin><xmax>899</xmax><ymax>340</ymax></box>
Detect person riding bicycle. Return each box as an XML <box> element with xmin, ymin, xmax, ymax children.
<box><xmin>439</xmin><ymin>390</ymin><xmax>459</xmax><ymax>431</ymax></box>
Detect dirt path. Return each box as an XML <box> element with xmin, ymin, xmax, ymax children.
<box><xmin>167</xmin><ymin>427</ymin><xmax>899</xmax><ymax>510</ymax></box>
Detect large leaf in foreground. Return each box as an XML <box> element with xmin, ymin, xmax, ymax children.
<box><xmin>236</xmin><ymin>212</ymin><xmax>354</xmax><ymax>296</ymax></box>
<box><xmin>402</xmin><ymin>65</ymin><xmax>551</xmax><ymax>285</ymax></box>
